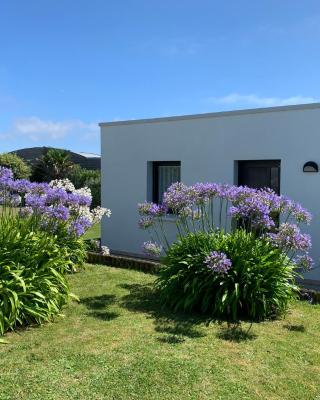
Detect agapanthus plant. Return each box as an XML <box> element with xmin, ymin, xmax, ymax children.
<box><xmin>137</xmin><ymin>181</ymin><xmax>312</xmax><ymax>272</ymax></box>
<box><xmin>0</xmin><ymin>168</ymin><xmax>111</xmax><ymax>238</ymax></box>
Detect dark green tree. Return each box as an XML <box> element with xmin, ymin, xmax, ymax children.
<box><xmin>32</xmin><ymin>148</ymin><xmax>75</xmax><ymax>182</ymax></box>
<box><xmin>67</xmin><ymin>165</ymin><xmax>101</xmax><ymax>207</ymax></box>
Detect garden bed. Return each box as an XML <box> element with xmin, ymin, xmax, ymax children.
<box><xmin>87</xmin><ymin>251</ymin><xmax>160</xmax><ymax>273</ymax></box>
<box><xmin>1</xmin><ymin>264</ymin><xmax>320</xmax><ymax>400</ymax></box>
<box><xmin>86</xmin><ymin>251</ymin><xmax>320</xmax><ymax>304</ymax></box>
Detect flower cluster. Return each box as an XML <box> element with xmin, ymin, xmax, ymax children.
<box><xmin>138</xmin><ymin>181</ymin><xmax>311</xmax><ymax>231</ymax></box>
<box><xmin>229</xmin><ymin>187</ymin><xmax>280</xmax><ymax>229</ymax></box>
<box><xmin>138</xmin><ymin>216</ymin><xmax>154</xmax><ymax>230</ymax></box>
<box><xmin>137</xmin><ymin>179</ymin><xmax>313</xmax><ymax>269</ymax></box>
<box><xmin>138</xmin><ymin>201</ymin><xmax>168</xmax><ymax>233</ymax></box>
<box><xmin>268</xmin><ymin>223</ymin><xmax>311</xmax><ymax>252</ymax></box>
<box><xmin>0</xmin><ymin>168</ymin><xmax>111</xmax><ymax>237</ymax></box>
<box><xmin>142</xmin><ymin>241</ymin><xmax>162</xmax><ymax>256</ymax></box>
<box><xmin>138</xmin><ymin>201</ymin><xmax>167</xmax><ymax>217</ymax></box>
<box><xmin>101</xmin><ymin>246</ymin><xmax>110</xmax><ymax>256</ymax></box>
<box><xmin>91</xmin><ymin>206</ymin><xmax>112</xmax><ymax>222</ymax></box>
<box><xmin>163</xmin><ymin>182</ymin><xmax>191</xmax><ymax>213</ymax></box>
<box><xmin>294</xmin><ymin>254</ymin><xmax>314</xmax><ymax>271</ymax></box>
<box><xmin>68</xmin><ymin>216</ymin><xmax>92</xmax><ymax>236</ymax></box>
<box><xmin>288</xmin><ymin>202</ymin><xmax>312</xmax><ymax>224</ymax></box>
<box><xmin>204</xmin><ymin>251</ymin><xmax>232</xmax><ymax>275</ymax></box>
<box><xmin>49</xmin><ymin>178</ymin><xmax>75</xmax><ymax>192</ymax></box>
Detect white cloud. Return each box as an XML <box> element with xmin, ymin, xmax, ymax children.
<box><xmin>11</xmin><ymin>117</ymin><xmax>99</xmax><ymax>142</ymax></box>
<box><xmin>0</xmin><ymin>133</ymin><xmax>10</xmax><ymax>140</ymax></box>
<box><xmin>207</xmin><ymin>93</ymin><xmax>318</xmax><ymax>108</ymax></box>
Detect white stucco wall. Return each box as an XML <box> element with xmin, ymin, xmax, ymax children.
<box><xmin>100</xmin><ymin>104</ymin><xmax>320</xmax><ymax>281</ymax></box>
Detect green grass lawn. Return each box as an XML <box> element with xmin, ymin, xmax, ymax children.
<box><xmin>83</xmin><ymin>222</ymin><xmax>101</xmax><ymax>240</ymax></box>
<box><xmin>1</xmin><ymin>265</ymin><xmax>320</xmax><ymax>400</ymax></box>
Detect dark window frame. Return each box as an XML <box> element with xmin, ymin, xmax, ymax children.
<box><xmin>152</xmin><ymin>161</ymin><xmax>181</xmax><ymax>204</ymax></box>
<box><xmin>238</xmin><ymin>159</ymin><xmax>281</xmax><ymax>194</ymax></box>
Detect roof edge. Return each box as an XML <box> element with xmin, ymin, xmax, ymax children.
<box><xmin>99</xmin><ymin>102</ymin><xmax>320</xmax><ymax>127</ymax></box>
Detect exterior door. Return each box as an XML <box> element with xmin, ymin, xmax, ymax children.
<box><xmin>238</xmin><ymin>160</ymin><xmax>281</xmax><ymax>194</ymax></box>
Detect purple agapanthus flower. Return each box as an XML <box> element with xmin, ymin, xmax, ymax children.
<box><xmin>68</xmin><ymin>216</ymin><xmax>92</xmax><ymax>236</ymax></box>
<box><xmin>25</xmin><ymin>193</ymin><xmax>47</xmax><ymax>208</ymax></box>
<box><xmin>0</xmin><ymin>167</ymin><xmax>14</xmax><ymax>182</ymax></box>
<box><xmin>46</xmin><ymin>187</ymin><xmax>69</xmax><ymax>204</ymax></box>
<box><xmin>291</xmin><ymin>203</ymin><xmax>312</xmax><ymax>224</ymax></box>
<box><xmin>29</xmin><ymin>182</ymin><xmax>51</xmax><ymax>195</ymax></box>
<box><xmin>163</xmin><ymin>182</ymin><xmax>191</xmax><ymax>212</ymax></box>
<box><xmin>67</xmin><ymin>192</ymin><xmax>91</xmax><ymax>207</ymax></box>
<box><xmin>204</xmin><ymin>251</ymin><xmax>232</xmax><ymax>275</ymax></box>
<box><xmin>294</xmin><ymin>254</ymin><xmax>314</xmax><ymax>271</ymax></box>
<box><xmin>189</xmin><ymin>183</ymin><xmax>213</xmax><ymax>204</ymax></box>
<box><xmin>44</xmin><ymin>205</ymin><xmax>70</xmax><ymax>221</ymax></box>
<box><xmin>149</xmin><ymin>203</ymin><xmax>167</xmax><ymax>217</ymax></box>
<box><xmin>268</xmin><ymin>223</ymin><xmax>312</xmax><ymax>252</ymax></box>
<box><xmin>228</xmin><ymin>194</ymin><xmax>275</xmax><ymax>229</ymax></box>
<box><xmin>258</xmin><ymin>188</ymin><xmax>282</xmax><ymax>211</ymax></box>
<box><xmin>138</xmin><ymin>202</ymin><xmax>167</xmax><ymax>217</ymax></box>
<box><xmin>0</xmin><ymin>168</ymin><xmax>110</xmax><ymax>239</ymax></box>
<box><xmin>138</xmin><ymin>216</ymin><xmax>154</xmax><ymax>229</ymax></box>
<box><xmin>10</xmin><ymin>179</ymin><xmax>33</xmax><ymax>194</ymax></box>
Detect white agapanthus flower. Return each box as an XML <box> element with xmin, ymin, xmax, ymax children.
<box><xmin>101</xmin><ymin>246</ymin><xmax>110</xmax><ymax>256</ymax></box>
<box><xmin>74</xmin><ymin>186</ymin><xmax>92</xmax><ymax>200</ymax></box>
<box><xmin>49</xmin><ymin>178</ymin><xmax>76</xmax><ymax>192</ymax></box>
<box><xmin>91</xmin><ymin>206</ymin><xmax>112</xmax><ymax>223</ymax></box>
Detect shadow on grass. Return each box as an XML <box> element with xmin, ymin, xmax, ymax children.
<box><xmin>119</xmin><ymin>283</ymin><xmax>209</xmax><ymax>344</ymax></box>
<box><xmin>119</xmin><ymin>283</ymin><xmax>259</xmax><ymax>344</ymax></box>
<box><xmin>216</xmin><ymin>323</ymin><xmax>257</xmax><ymax>342</ymax></box>
<box><xmin>283</xmin><ymin>324</ymin><xmax>305</xmax><ymax>333</ymax></box>
<box><xmin>81</xmin><ymin>294</ymin><xmax>119</xmax><ymax>321</ymax></box>
<box><xmin>157</xmin><ymin>335</ymin><xmax>186</xmax><ymax>344</ymax></box>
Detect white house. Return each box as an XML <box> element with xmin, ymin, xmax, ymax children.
<box><xmin>100</xmin><ymin>103</ymin><xmax>320</xmax><ymax>282</ymax></box>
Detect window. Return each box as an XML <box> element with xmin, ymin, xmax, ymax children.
<box><xmin>238</xmin><ymin>160</ymin><xmax>280</xmax><ymax>194</ymax></box>
<box><xmin>152</xmin><ymin>161</ymin><xmax>181</xmax><ymax>204</ymax></box>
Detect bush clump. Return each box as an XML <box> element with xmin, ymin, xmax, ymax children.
<box><xmin>0</xmin><ymin>152</ymin><xmax>31</xmax><ymax>179</ymax></box>
<box><xmin>0</xmin><ymin>167</ymin><xmax>111</xmax><ymax>335</ymax></box>
<box><xmin>0</xmin><ymin>215</ymin><xmax>71</xmax><ymax>335</ymax></box>
<box><xmin>31</xmin><ymin>148</ymin><xmax>74</xmax><ymax>182</ymax></box>
<box><xmin>158</xmin><ymin>230</ymin><xmax>297</xmax><ymax>320</ymax></box>
<box><xmin>138</xmin><ymin>182</ymin><xmax>312</xmax><ymax>321</ymax></box>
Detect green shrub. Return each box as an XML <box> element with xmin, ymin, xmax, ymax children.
<box><xmin>0</xmin><ymin>153</ymin><xmax>31</xmax><ymax>179</ymax></box>
<box><xmin>157</xmin><ymin>230</ymin><xmax>298</xmax><ymax>321</ymax></box>
<box><xmin>55</xmin><ymin>230</ymin><xmax>87</xmax><ymax>273</ymax></box>
<box><xmin>84</xmin><ymin>238</ymin><xmax>100</xmax><ymax>252</ymax></box>
<box><xmin>0</xmin><ymin>215</ymin><xmax>71</xmax><ymax>335</ymax></box>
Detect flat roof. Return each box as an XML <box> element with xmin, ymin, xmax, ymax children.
<box><xmin>76</xmin><ymin>152</ymin><xmax>101</xmax><ymax>158</ymax></box>
<box><xmin>99</xmin><ymin>102</ymin><xmax>320</xmax><ymax>127</ymax></box>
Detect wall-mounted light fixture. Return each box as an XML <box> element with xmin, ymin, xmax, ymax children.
<box><xmin>303</xmin><ymin>161</ymin><xmax>319</xmax><ymax>173</ymax></box>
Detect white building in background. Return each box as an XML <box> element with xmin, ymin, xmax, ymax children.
<box><xmin>100</xmin><ymin>103</ymin><xmax>320</xmax><ymax>282</ymax></box>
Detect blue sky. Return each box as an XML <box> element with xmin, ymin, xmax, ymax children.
<box><xmin>1</xmin><ymin>0</ymin><xmax>320</xmax><ymax>154</ymax></box>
